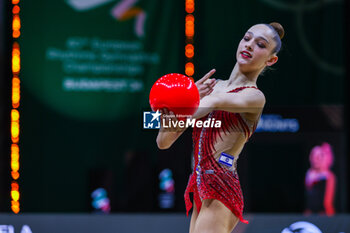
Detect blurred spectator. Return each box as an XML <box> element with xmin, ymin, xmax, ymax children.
<box><xmin>305</xmin><ymin>143</ymin><xmax>336</xmax><ymax>216</ymax></box>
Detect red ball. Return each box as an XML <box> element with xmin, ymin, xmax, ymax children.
<box><xmin>149</xmin><ymin>73</ymin><xmax>200</xmax><ymax>116</ymax></box>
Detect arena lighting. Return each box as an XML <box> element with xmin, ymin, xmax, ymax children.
<box><xmin>185</xmin><ymin>0</ymin><xmax>194</xmax><ymax>14</ymax></box>
<box><xmin>12</xmin><ymin>77</ymin><xmax>20</xmax><ymax>108</ymax></box>
<box><xmin>185</xmin><ymin>15</ymin><xmax>194</xmax><ymax>38</ymax></box>
<box><xmin>185</xmin><ymin>0</ymin><xmax>195</xmax><ymax>77</ymax></box>
<box><xmin>11</xmin><ymin>0</ymin><xmax>21</xmax><ymax>214</ymax></box>
<box><xmin>185</xmin><ymin>62</ymin><xmax>194</xmax><ymax>77</ymax></box>
<box><xmin>12</xmin><ymin>5</ymin><xmax>20</xmax><ymax>14</ymax></box>
<box><xmin>12</xmin><ymin>15</ymin><xmax>20</xmax><ymax>38</ymax></box>
<box><xmin>185</xmin><ymin>44</ymin><xmax>194</xmax><ymax>58</ymax></box>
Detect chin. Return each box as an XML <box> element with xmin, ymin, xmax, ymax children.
<box><xmin>237</xmin><ymin>60</ymin><xmax>252</xmax><ymax>69</ymax></box>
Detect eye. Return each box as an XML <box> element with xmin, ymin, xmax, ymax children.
<box><xmin>243</xmin><ymin>36</ymin><xmax>250</xmax><ymax>41</ymax></box>
<box><xmin>257</xmin><ymin>42</ymin><xmax>266</xmax><ymax>48</ymax></box>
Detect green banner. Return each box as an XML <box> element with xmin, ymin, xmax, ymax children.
<box><xmin>21</xmin><ymin>0</ymin><xmax>182</xmax><ymax>120</ymax></box>
<box><xmin>20</xmin><ymin>0</ymin><xmax>183</xmax><ymax>212</ymax></box>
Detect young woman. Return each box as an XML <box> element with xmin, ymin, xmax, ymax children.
<box><xmin>156</xmin><ymin>22</ymin><xmax>284</xmax><ymax>233</ymax></box>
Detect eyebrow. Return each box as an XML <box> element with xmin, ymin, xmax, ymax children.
<box><xmin>246</xmin><ymin>31</ymin><xmax>270</xmax><ymax>43</ymax></box>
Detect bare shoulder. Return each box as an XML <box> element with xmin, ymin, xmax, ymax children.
<box><xmin>238</xmin><ymin>87</ymin><xmax>266</xmax><ymax>107</ymax></box>
<box><xmin>238</xmin><ymin>88</ymin><xmax>265</xmax><ymax>120</ymax></box>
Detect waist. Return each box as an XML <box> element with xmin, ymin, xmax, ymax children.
<box><xmin>190</xmin><ymin>167</ymin><xmax>238</xmax><ymax>181</ymax></box>
<box><xmin>192</xmin><ymin>164</ymin><xmax>238</xmax><ymax>178</ymax></box>
<box><xmin>195</xmin><ymin>151</ymin><xmax>238</xmax><ymax>169</ymax></box>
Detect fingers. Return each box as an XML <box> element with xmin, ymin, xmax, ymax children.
<box><xmin>196</xmin><ymin>69</ymin><xmax>216</xmax><ymax>84</ymax></box>
<box><xmin>197</xmin><ymin>79</ymin><xmax>216</xmax><ymax>91</ymax></box>
<box><xmin>160</xmin><ymin>108</ymin><xmax>177</xmax><ymax>121</ymax></box>
<box><xmin>168</xmin><ymin>111</ymin><xmax>178</xmax><ymax>122</ymax></box>
<box><xmin>160</xmin><ymin>108</ymin><xmax>182</xmax><ymax>131</ymax></box>
<box><xmin>161</xmin><ymin>108</ymin><xmax>169</xmax><ymax>115</ymax></box>
<box><xmin>206</xmin><ymin>78</ymin><xmax>217</xmax><ymax>88</ymax></box>
<box><xmin>202</xmin><ymin>87</ymin><xmax>213</xmax><ymax>97</ymax></box>
<box><xmin>160</xmin><ymin>108</ymin><xmax>168</xmax><ymax>121</ymax></box>
<box><xmin>197</xmin><ymin>77</ymin><xmax>217</xmax><ymax>99</ymax></box>
<box><xmin>206</xmin><ymin>86</ymin><xmax>214</xmax><ymax>95</ymax></box>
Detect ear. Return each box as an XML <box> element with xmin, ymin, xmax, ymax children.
<box><xmin>266</xmin><ymin>55</ymin><xmax>278</xmax><ymax>67</ymax></box>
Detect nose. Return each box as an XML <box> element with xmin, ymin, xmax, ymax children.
<box><xmin>244</xmin><ymin>39</ymin><xmax>254</xmax><ymax>51</ymax></box>
<box><xmin>245</xmin><ymin>43</ymin><xmax>252</xmax><ymax>51</ymax></box>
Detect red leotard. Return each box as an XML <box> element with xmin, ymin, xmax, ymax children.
<box><xmin>184</xmin><ymin>86</ymin><xmax>259</xmax><ymax>224</ymax></box>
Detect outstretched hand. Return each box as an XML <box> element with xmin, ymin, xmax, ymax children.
<box><xmin>195</xmin><ymin>69</ymin><xmax>217</xmax><ymax>99</ymax></box>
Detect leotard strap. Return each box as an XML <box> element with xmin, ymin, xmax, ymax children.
<box><xmin>227</xmin><ymin>86</ymin><xmax>258</xmax><ymax>93</ymax></box>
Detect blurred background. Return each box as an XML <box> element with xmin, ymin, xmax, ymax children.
<box><xmin>0</xmin><ymin>0</ymin><xmax>349</xmax><ymax>232</ymax></box>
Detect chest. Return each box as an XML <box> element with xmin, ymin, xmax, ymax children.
<box><xmin>210</xmin><ymin>80</ymin><xmax>232</xmax><ymax>95</ymax></box>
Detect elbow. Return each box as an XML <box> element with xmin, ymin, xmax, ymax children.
<box><xmin>156</xmin><ymin>138</ymin><xmax>171</xmax><ymax>150</ymax></box>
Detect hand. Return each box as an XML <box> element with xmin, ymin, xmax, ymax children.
<box><xmin>159</xmin><ymin>108</ymin><xmax>183</xmax><ymax>132</ymax></box>
<box><xmin>195</xmin><ymin>69</ymin><xmax>217</xmax><ymax>99</ymax></box>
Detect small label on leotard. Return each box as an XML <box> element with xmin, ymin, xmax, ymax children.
<box><xmin>218</xmin><ymin>152</ymin><xmax>234</xmax><ymax>167</ymax></box>
<box><xmin>205</xmin><ymin>170</ymin><xmax>214</xmax><ymax>174</ymax></box>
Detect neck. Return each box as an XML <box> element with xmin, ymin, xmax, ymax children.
<box><xmin>227</xmin><ymin>63</ymin><xmax>260</xmax><ymax>87</ymax></box>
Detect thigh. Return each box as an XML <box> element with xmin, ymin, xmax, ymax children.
<box><xmin>189</xmin><ymin>202</ymin><xmax>198</xmax><ymax>233</ymax></box>
<box><xmin>193</xmin><ymin>199</ymin><xmax>239</xmax><ymax>233</ymax></box>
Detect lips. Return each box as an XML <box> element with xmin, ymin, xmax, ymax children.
<box><xmin>240</xmin><ymin>50</ymin><xmax>252</xmax><ymax>59</ymax></box>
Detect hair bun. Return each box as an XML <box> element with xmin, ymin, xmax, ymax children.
<box><xmin>269</xmin><ymin>22</ymin><xmax>284</xmax><ymax>39</ymax></box>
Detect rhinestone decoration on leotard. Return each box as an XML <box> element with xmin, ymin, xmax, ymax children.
<box><xmin>184</xmin><ymin>86</ymin><xmax>259</xmax><ymax>224</ymax></box>
<box><xmin>195</xmin><ymin>112</ymin><xmax>213</xmax><ymax>199</ymax></box>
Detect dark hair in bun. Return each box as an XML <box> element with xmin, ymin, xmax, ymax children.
<box><xmin>265</xmin><ymin>22</ymin><xmax>284</xmax><ymax>54</ymax></box>
<box><xmin>269</xmin><ymin>22</ymin><xmax>284</xmax><ymax>39</ymax></box>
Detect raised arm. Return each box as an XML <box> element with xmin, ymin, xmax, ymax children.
<box><xmin>193</xmin><ymin>87</ymin><xmax>265</xmax><ymax>119</ymax></box>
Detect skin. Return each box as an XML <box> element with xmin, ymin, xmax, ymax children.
<box><xmin>156</xmin><ymin>24</ymin><xmax>279</xmax><ymax>233</ymax></box>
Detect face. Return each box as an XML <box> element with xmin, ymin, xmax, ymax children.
<box><xmin>310</xmin><ymin>147</ymin><xmax>324</xmax><ymax>169</ymax></box>
<box><xmin>310</xmin><ymin>146</ymin><xmax>332</xmax><ymax>170</ymax></box>
<box><xmin>236</xmin><ymin>24</ymin><xmax>278</xmax><ymax>72</ymax></box>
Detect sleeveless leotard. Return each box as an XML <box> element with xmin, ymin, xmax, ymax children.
<box><xmin>184</xmin><ymin>86</ymin><xmax>259</xmax><ymax>224</ymax></box>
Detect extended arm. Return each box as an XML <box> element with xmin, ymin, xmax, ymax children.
<box><xmin>193</xmin><ymin>88</ymin><xmax>266</xmax><ymax>119</ymax></box>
